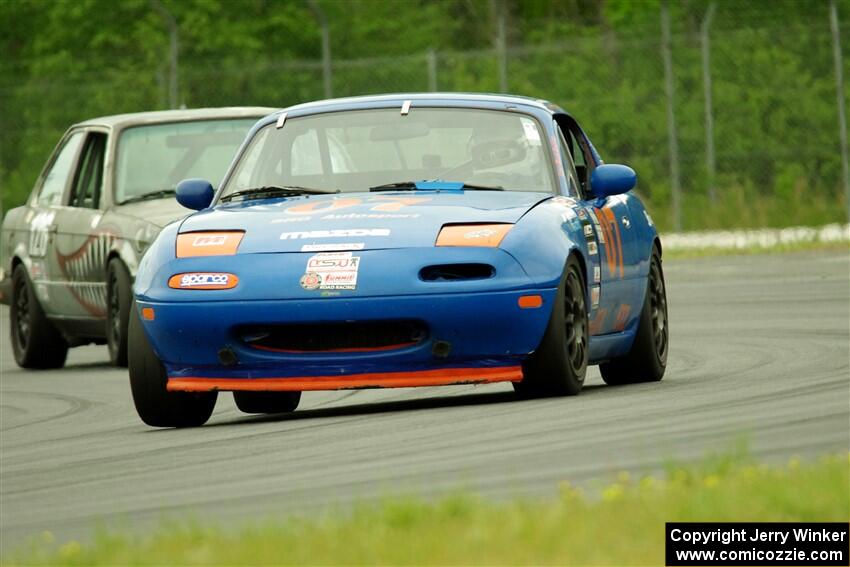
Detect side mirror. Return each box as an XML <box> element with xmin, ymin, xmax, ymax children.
<box><xmin>176</xmin><ymin>179</ymin><xmax>214</xmax><ymax>211</ymax></box>
<box><xmin>590</xmin><ymin>164</ymin><xmax>636</xmax><ymax>198</ymax></box>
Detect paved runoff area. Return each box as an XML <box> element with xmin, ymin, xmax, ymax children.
<box><xmin>1</xmin><ymin>250</ymin><xmax>848</xmax><ymax>546</ymax></box>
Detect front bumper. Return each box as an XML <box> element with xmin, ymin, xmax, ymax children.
<box><xmin>136</xmin><ymin>247</ymin><xmax>560</xmax><ymax>391</ymax></box>
<box><xmin>138</xmin><ymin>287</ymin><xmax>556</xmax><ymax>392</ymax></box>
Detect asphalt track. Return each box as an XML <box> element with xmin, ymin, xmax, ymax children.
<box><xmin>1</xmin><ymin>250</ymin><xmax>848</xmax><ymax>548</ymax></box>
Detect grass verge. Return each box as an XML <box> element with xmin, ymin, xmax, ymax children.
<box><xmin>5</xmin><ymin>452</ymin><xmax>848</xmax><ymax>566</ymax></box>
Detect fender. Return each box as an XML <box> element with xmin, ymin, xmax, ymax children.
<box><xmin>133</xmin><ymin>220</ymin><xmax>181</xmax><ymax>297</ymax></box>
<box><xmin>1</xmin><ymin>206</ymin><xmax>38</xmax><ymax>304</ymax></box>
<box><xmin>500</xmin><ymin>196</ymin><xmax>590</xmax><ymax>289</ymax></box>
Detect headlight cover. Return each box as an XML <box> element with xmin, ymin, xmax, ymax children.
<box><xmin>176</xmin><ymin>231</ymin><xmax>244</xmax><ymax>258</ymax></box>
<box><xmin>435</xmin><ymin>224</ymin><xmax>513</xmax><ymax>247</ymax></box>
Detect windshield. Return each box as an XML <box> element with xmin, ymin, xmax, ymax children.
<box><xmin>220</xmin><ymin>108</ymin><xmax>556</xmax><ymax>198</ymax></box>
<box><xmin>115</xmin><ymin>118</ymin><xmax>257</xmax><ymax>203</ymax></box>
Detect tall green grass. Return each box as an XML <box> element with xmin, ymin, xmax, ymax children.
<box><xmin>648</xmin><ymin>188</ymin><xmax>848</xmax><ymax>233</ymax></box>
<box><xmin>5</xmin><ymin>453</ymin><xmax>848</xmax><ymax>566</ymax></box>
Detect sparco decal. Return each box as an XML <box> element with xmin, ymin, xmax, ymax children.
<box><xmin>168</xmin><ymin>273</ymin><xmax>238</xmax><ymax>290</ymax></box>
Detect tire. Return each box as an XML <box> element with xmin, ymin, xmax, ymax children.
<box><xmin>514</xmin><ymin>255</ymin><xmax>588</xmax><ymax>397</ymax></box>
<box><xmin>106</xmin><ymin>259</ymin><xmax>131</xmax><ymax>367</ymax></box>
<box><xmin>128</xmin><ymin>303</ymin><xmax>217</xmax><ymax>427</ymax></box>
<box><xmin>600</xmin><ymin>247</ymin><xmax>668</xmax><ymax>385</ymax></box>
<box><xmin>233</xmin><ymin>391</ymin><xmax>301</xmax><ymax>414</ymax></box>
<box><xmin>10</xmin><ymin>264</ymin><xmax>68</xmax><ymax>369</ymax></box>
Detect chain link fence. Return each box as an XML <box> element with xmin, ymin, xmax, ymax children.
<box><xmin>1</xmin><ymin>2</ymin><xmax>848</xmax><ymax>232</ymax></box>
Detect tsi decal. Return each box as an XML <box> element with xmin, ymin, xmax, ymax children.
<box><xmin>168</xmin><ymin>273</ymin><xmax>238</xmax><ymax>290</ymax></box>
<box><xmin>300</xmin><ymin>252</ymin><xmax>361</xmax><ymax>291</ymax></box>
<box><xmin>281</xmin><ymin>229</ymin><xmax>390</xmax><ymax>240</ymax></box>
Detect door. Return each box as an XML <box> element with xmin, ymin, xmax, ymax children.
<box><xmin>556</xmin><ymin>117</ymin><xmax>640</xmax><ymax>336</ymax></box>
<box><xmin>51</xmin><ymin>130</ymin><xmax>110</xmax><ymax>319</ymax></box>
<box><xmin>26</xmin><ymin>130</ymin><xmax>86</xmax><ymax>316</ymax></box>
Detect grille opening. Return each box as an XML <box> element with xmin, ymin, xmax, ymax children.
<box><xmin>239</xmin><ymin>320</ymin><xmax>428</xmax><ymax>353</ymax></box>
<box><xmin>419</xmin><ymin>263</ymin><xmax>495</xmax><ymax>282</ymax></box>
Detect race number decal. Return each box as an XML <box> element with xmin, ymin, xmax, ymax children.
<box><xmin>28</xmin><ymin>211</ymin><xmax>55</xmax><ymax>257</ymax></box>
<box><xmin>593</xmin><ymin>207</ymin><xmax>624</xmax><ymax>278</ymax></box>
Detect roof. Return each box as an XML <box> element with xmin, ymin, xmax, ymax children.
<box><xmin>75</xmin><ymin>107</ymin><xmax>278</xmax><ymax>129</ymax></box>
<box><xmin>278</xmin><ymin>93</ymin><xmax>564</xmax><ymax>116</ymax></box>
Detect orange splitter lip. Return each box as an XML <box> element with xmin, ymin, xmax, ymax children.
<box><xmin>167</xmin><ymin>366</ymin><xmax>523</xmax><ymax>392</ymax></box>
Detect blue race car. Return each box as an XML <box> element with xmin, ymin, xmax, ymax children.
<box><xmin>129</xmin><ymin>93</ymin><xmax>669</xmax><ymax>427</ymax></box>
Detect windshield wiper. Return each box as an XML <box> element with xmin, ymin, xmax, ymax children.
<box><xmin>369</xmin><ymin>180</ymin><xmax>503</xmax><ymax>192</ymax></box>
<box><xmin>220</xmin><ymin>185</ymin><xmax>339</xmax><ymax>203</ymax></box>
<box><xmin>119</xmin><ymin>189</ymin><xmax>176</xmax><ymax>205</ymax></box>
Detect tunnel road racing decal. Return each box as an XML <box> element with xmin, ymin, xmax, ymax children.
<box><xmin>281</xmin><ymin>229</ymin><xmax>390</xmax><ymax>240</ymax></box>
<box><xmin>301</xmin><ymin>252</ymin><xmax>361</xmax><ymax>290</ymax></box>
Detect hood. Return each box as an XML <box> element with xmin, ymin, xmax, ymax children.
<box><xmin>178</xmin><ymin>190</ymin><xmax>552</xmax><ymax>253</ymax></box>
<box><xmin>114</xmin><ymin>198</ymin><xmax>192</xmax><ymax>228</ymax></box>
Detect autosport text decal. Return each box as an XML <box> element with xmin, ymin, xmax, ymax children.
<box><xmin>281</xmin><ymin>229</ymin><xmax>390</xmax><ymax>240</ymax></box>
